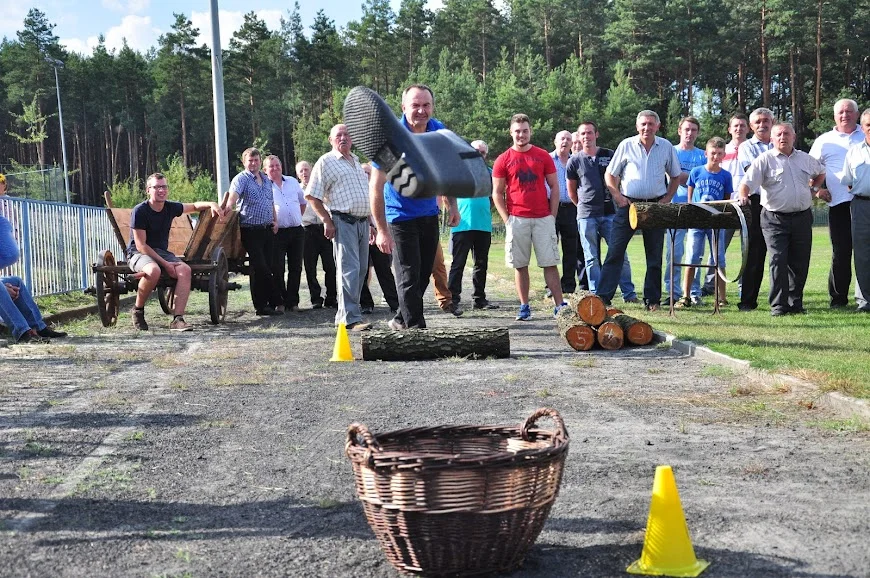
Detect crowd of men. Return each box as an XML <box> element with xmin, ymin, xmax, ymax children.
<box><xmin>3</xmin><ymin>86</ymin><xmax>870</xmax><ymax>341</ymax></box>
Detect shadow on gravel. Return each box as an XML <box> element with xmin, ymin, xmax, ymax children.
<box><xmin>515</xmin><ymin>542</ymin><xmax>852</xmax><ymax>578</ymax></box>
<box><xmin>0</xmin><ymin>412</ymin><xmax>200</xmax><ymax>430</ymax></box>
<box><xmin>2</xmin><ymin>497</ymin><xmax>372</xmax><ymax>542</ymax></box>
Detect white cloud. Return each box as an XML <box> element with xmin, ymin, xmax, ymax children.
<box><xmin>0</xmin><ymin>0</ymin><xmax>29</xmax><ymax>40</ymax></box>
<box><xmin>59</xmin><ymin>37</ymin><xmax>95</xmax><ymax>56</ymax></box>
<box><xmin>103</xmin><ymin>14</ymin><xmax>160</xmax><ymax>53</ymax></box>
<box><xmin>190</xmin><ymin>9</ymin><xmax>284</xmax><ymax>50</ymax></box>
<box><xmin>101</xmin><ymin>0</ymin><xmax>150</xmax><ymax>14</ymax></box>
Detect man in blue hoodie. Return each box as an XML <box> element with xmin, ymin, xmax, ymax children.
<box><xmin>369</xmin><ymin>84</ymin><xmax>460</xmax><ymax>330</ymax></box>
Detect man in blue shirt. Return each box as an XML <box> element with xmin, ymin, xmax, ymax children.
<box><xmin>227</xmin><ymin>147</ymin><xmax>282</xmax><ymax>317</ymax></box>
<box><xmin>665</xmin><ymin>116</ymin><xmax>706</xmax><ymax>304</ymax></box>
<box><xmin>369</xmin><ymin>84</ymin><xmax>460</xmax><ymax>330</ymax></box>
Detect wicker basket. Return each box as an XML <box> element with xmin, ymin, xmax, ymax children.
<box><xmin>345</xmin><ymin>408</ymin><xmax>569</xmax><ymax>576</ymax></box>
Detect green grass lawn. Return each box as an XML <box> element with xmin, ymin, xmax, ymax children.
<box><xmin>484</xmin><ymin>227</ymin><xmax>870</xmax><ymax>399</ymax></box>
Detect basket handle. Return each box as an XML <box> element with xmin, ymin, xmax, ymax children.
<box><xmin>345</xmin><ymin>422</ymin><xmax>382</xmax><ymax>463</ymax></box>
<box><xmin>521</xmin><ymin>407</ymin><xmax>568</xmax><ymax>443</ymax></box>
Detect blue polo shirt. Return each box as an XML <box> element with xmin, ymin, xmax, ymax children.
<box><xmin>372</xmin><ymin>116</ymin><xmax>445</xmax><ymax>223</ymax></box>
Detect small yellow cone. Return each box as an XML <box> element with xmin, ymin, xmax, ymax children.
<box><xmin>627</xmin><ymin>465</ymin><xmax>710</xmax><ymax>577</ymax></box>
<box><xmin>330</xmin><ymin>323</ymin><xmax>354</xmax><ymax>362</ymax></box>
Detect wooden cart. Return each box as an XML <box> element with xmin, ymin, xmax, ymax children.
<box><xmin>90</xmin><ymin>192</ymin><xmax>246</xmax><ymax>326</ymax></box>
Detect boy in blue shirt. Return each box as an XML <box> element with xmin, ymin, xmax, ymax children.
<box><xmin>679</xmin><ymin>137</ymin><xmax>733</xmax><ymax>307</ymax></box>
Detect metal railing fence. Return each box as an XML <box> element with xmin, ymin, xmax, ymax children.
<box><xmin>0</xmin><ymin>197</ymin><xmax>117</xmax><ymax>297</ymax></box>
<box><xmin>1</xmin><ymin>167</ymin><xmax>67</xmax><ymax>203</ymax></box>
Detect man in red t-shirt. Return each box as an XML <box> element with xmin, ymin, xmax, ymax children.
<box><xmin>493</xmin><ymin>114</ymin><xmax>565</xmax><ymax>321</ymax></box>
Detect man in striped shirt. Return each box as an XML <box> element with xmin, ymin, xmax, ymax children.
<box><xmin>600</xmin><ymin>110</ymin><xmax>681</xmax><ymax>311</ymax></box>
<box><xmin>306</xmin><ymin>124</ymin><xmax>373</xmax><ymax>332</ymax></box>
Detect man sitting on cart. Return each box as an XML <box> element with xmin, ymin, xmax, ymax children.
<box><xmin>128</xmin><ymin>172</ymin><xmax>224</xmax><ymax>332</ymax></box>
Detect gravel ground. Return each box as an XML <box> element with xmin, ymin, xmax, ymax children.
<box><xmin>1</xmin><ymin>282</ymin><xmax>868</xmax><ymax>578</ymax></box>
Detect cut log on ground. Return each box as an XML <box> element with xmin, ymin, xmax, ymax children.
<box><xmin>612</xmin><ymin>314</ymin><xmax>653</xmax><ymax>345</ymax></box>
<box><xmin>555</xmin><ymin>308</ymin><xmax>595</xmax><ymax>351</ymax></box>
<box><xmin>629</xmin><ymin>202</ymin><xmax>751</xmax><ymax>230</ymax></box>
<box><xmin>361</xmin><ymin>328</ymin><xmax>510</xmax><ymax>361</ymax></box>
<box><xmin>566</xmin><ymin>291</ymin><xmax>607</xmax><ymax>326</ymax></box>
<box><xmin>594</xmin><ymin>318</ymin><xmax>624</xmax><ymax>350</ymax></box>
<box><xmin>606</xmin><ymin>307</ymin><xmax>624</xmax><ymax>317</ymax></box>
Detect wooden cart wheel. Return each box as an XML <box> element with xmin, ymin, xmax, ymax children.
<box><xmin>95</xmin><ymin>250</ymin><xmax>120</xmax><ymax>327</ymax></box>
<box><xmin>157</xmin><ymin>286</ymin><xmax>176</xmax><ymax>315</ymax></box>
<box><xmin>208</xmin><ymin>247</ymin><xmax>229</xmax><ymax>324</ymax></box>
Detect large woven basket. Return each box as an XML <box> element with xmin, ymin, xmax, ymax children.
<box><xmin>345</xmin><ymin>408</ymin><xmax>569</xmax><ymax>576</ymax></box>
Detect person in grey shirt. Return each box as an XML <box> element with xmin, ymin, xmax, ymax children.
<box><xmin>599</xmin><ymin>110</ymin><xmax>681</xmax><ymax>311</ymax></box>
<box><xmin>738</xmin><ymin>123</ymin><xmax>827</xmax><ymax>316</ymax></box>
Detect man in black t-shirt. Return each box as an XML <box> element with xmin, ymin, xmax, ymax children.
<box><xmin>128</xmin><ymin>172</ymin><xmax>223</xmax><ymax>331</ymax></box>
<box><xmin>566</xmin><ymin>121</ymin><xmax>637</xmax><ymax>302</ymax></box>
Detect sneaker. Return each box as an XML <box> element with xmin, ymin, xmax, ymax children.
<box><xmin>516</xmin><ymin>303</ymin><xmax>532</xmax><ymax>321</ymax></box>
<box><xmin>347</xmin><ymin>321</ymin><xmax>372</xmax><ymax>332</ymax></box>
<box><xmin>473</xmin><ymin>300</ymin><xmax>500</xmax><ymax>310</ymax></box>
<box><xmin>275</xmin><ymin>305</ymin><xmax>286</xmax><ymax>313</ymax></box>
<box><xmin>644</xmin><ymin>302</ymin><xmax>661</xmax><ymax>312</ymax></box>
<box><xmin>623</xmin><ymin>296</ymin><xmax>639</xmax><ymax>304</ymax></box>
<box><xmin>554</xmin><ymin>302</ymin><xmax>569</xmax><ymax>317</ymax></box>
<box><xmin>361</xmin><ymin>306</ymin><xmax>374</xmax><ymax>315</ymax></box>
<box><xmin>690</xmin><ymin>295</ymin><xmax>703</xmax><ymax>306</ymax></box>
<box><xmin>131</xmin><ymin>307</ymin><xmax>148</xmax><ymax>331</ymax></box>
<box><xmin>17</xmin><ymin>330</ymin><xmax>50</xmax><ymax>344</ymax></box>
<box><xmin>312</xmin><ymin>301</ymin><xmax>324</xmax><ymax>310</ymax></box>
<box><xmin>169</xmin><ymin>317</ymin><xmax>193</xmax><ymax>332</ymax></box>
<box><xmin>38</xmin><ymin>326</ymin><xmax>67</xmax><ymax>338</ymax></box>
<box><xmin>387</xmin><ymin>318</ymin><xmax>406</xmax><ymax>331</ymax></box>
<box><xmin>324</xmin><ymin>300</ymin><xmax>338</xmax><ymax>309</ymax></box>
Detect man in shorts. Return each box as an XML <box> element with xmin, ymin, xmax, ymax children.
<box><xmin>492</xmin><ymin>114</ymin><xmax>565</xmax><ymax>321</ymax></box>
<box><xmin>127</xmin><ymin>172</ymin><xmax>223</xmax><ymax>331</ymax></box>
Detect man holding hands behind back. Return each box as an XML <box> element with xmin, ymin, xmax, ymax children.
<box><xmin>738</xmin><ymin>123</ymin><xmax>827</xmax><ymax>316</ymax></box>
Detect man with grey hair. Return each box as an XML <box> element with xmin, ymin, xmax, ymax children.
<box><xmin>736</xmin><ymin>107</ymin><xmax>776</xmax><ymax>311</ymax></box>
<box><xmin>549</xmin><ymin>130</ymin><xmax>586</xmax><ymax>294</ymax></box>
<box><xmin>841</xmin><ymin>108</ymin><xmax>870</xmax><ymax>312</ymax></box>
<box><xmin>809</xmin><ymin>98</ymin><xmax>864</xmax><ymax>308</ymax></box>
<box><xmin>306</xmin><ymin>124</ymin><xmax>373</xmax><ymax>331</ymax></box>
<box><xmin>447</xmin><ymin>139</ymin><xmax>498</xmax><ymax>310</ymax></box>
<box><xmin>599</xmin><ymin>110</ymin><xmax>681</xmax><ymax>311</ymax></box>
<box><xmin>739</xmin><ymin>123</ymin><xmax>827</xmax><ymax>316</ymax></box>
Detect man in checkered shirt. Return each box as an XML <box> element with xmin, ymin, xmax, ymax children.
<box><xmin>227</xmin><ymin>147</ymin><xmax>282</xmax><ymax>316</ymax></box>
<box><xmin>305</xmin><ymin>124</ymin><xmax>373</xmax><ymax>332</ymax></box>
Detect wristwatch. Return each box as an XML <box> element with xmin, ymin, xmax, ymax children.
<box><xmin>810</xmin><ymin>185</ymin><xmax>820</xmax><ymax>194</ymax></box>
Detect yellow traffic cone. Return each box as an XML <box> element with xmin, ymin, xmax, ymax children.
<box><xmin>627</xmin><ymin>465</ymin><xmax>710</xmax><ymax>577</ymax></box>
<box><xmin>330</xmin><ymin>323</ymin><xmax>354</xmax><ymax>362</ymax></box>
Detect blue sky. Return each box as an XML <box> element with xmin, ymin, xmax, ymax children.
<box><xmin>0</xmin><ymin>0</ymin><xmax>444</xmax><ymax>56</ymax></box>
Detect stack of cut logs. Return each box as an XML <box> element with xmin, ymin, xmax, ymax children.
<box><xmin>556</xmin><ymin>291</ymin><xmax>653</xmax><ymax>351</ymax></box>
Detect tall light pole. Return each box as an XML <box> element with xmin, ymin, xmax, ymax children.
<box><xmin>45</xmin><ymin>56</ymin><xmax>71</xmax><ymax>204</ymax></box>
<box><xmin>209</xmin><ymin>0</ymin><xmax>230</xmax><ymax>200</ymax></box>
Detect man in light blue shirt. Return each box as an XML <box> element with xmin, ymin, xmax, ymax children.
<box><xmin>448</xmin><ymin>140</ymin><xmax>499</xmax><ymax>310</ymax></box>
<box><xmin>665</xmin><ymin>116</ymin><xmax>706</xmax><ymax>304</ymax></box>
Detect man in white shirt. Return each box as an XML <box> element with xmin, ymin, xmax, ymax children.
<box><xmin>809</xmin><ymin>99</ymin><xmax>864</xmax><ymax>308</ymax></box>
<box><xmin>264</xmin><ymin>155</ymin><xmax>307</xmax><ymax>313</ymax></box>
<box><xmin>738</xmin><ymin>123</ymin><xmax>827</xmax><ymax>316</ymax></box>
<box><xmin>841</xmin><ymin>108</ymin><xmax>870</xmax><ymax>312</ymax></box>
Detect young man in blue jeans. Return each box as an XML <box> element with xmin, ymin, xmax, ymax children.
<box><xmin>680</xmin><ymin>137</ymin><xmax>734</xmax><ymax>306</ymax></box>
